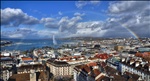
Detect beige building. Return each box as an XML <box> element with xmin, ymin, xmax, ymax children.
<box><xmin>46</xmin><ymin>59</ymin><xmax>72</xmax><ymax>77</ymax></box>
<box><xmin>9</xmin><ymin>63</ymin><xmax>48</xmax><ymax>81</ymax></box>
<box><xmin>17</xmin><ymin>63</ymin><xmax>45</xmax><ymax>74</ymax></box>
<box><xmin>46</xmin><ymin>55</ymin><xmax>89</xmax><ymax>78</ymax></box>
<box><xmin>114</xmin><ymin>46</ymin><xmax>124</xmax><ymax>51</ymax></box>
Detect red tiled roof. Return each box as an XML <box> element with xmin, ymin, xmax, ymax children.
<box><xmin>87</xmin><ymin>62</ymin><xmax>97</xmax><ymax>67</ymax></box>
<box><xmin>83</xmin><ymin>65</ymin><xmax>91</xmax><ymax>73</ymax></box>
<box><xmin>59</xmin><ymin>55</ymin><xmax>86</xmax><ymax>61</ymax></box>
<box><xmin>94</xmin><ymin>53</ymin><xmax>110</xmax><ymax>59</ymax></box>
<box><xmin>93</xmin><ymin>69</ymin><xmax>101</xmax><ymax>76</ymax></box>
<box><xmin>8</xmin><ymin>71</ymin><xmax>47</xmax><ymax>81</ymax></box>
<box><xmin>100</xmin><ymin>62</ymin><xmax>107</xmax><ymax>67</ymax></box>
<box><xmin>21</xmin><ymin>57</ymin><xmax>32</xmax><ymax>61</ymax></box>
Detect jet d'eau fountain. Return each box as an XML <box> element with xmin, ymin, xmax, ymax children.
<box><xmin>53</xmin><ymin>35</ymin><xmax>57</xmax><ymax>45</ymax></box>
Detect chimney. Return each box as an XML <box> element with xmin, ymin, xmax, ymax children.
<box><xmin>148</xmin><ymin>65</ymin><xmax>150</xmax><ymax>72</ymax></box>
<box><xmin>109</xmin><ymin>76</ymin><xmax>114</xmax><ymax>81</ymax></box>
<box><xmin>116</xmin><ymin>72</ymin><xmax>118</xmax><ymax>75</ymax></box>
<box><xmin>30</xmin><ymin>72</ymin><xmax>36</xmax><ymax>81</ymax></box>
<box><xmin>135</xmin><ymin>61</ymin><xmax>140</xmax><ymax>67</ymax></box>
<box><xmin>126</xmin><ymin>57</ymin><xmax>129</xmax><ymax>63</ymax></box>
<box><xmin>93</xmin><ymin>66</ymin><xmax>98</xmax><ymax>69</ymax></box>
<box><xmin>122</xmin><ymin>58</ymin><xmax>125</xmax><ymax>62</ymax></box>
<box><xmin>130</xmin><ymin>60</ymin><xmax>134</xmax><ymax>65</ymax></box>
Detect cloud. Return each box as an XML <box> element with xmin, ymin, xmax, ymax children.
<box><xmin>75</xmin><ymin>1</ymin><xmax>88</xmax><ymax>9</ymax></box>
<box><xmin>1</xmin><ymin>8</ymin><xmax>39</xmax><ymax>27</ymax></box>
<box><xmin>90</xmin><ymin>1</ymin><xmax>100</xmax><ymax>5</ymax></box>
<box><xmin>56</xmin><ymin>20</ymin><xmax>105</xmax><ymax>38</ymax></box>
<box><xmin>58</xmin><ymin>11</ymin><xmax>63</xmax><ymax>15</ymax></box>
<box><xmin>40</xmin><ymin>4</ymin><xmax>150</xmax><ymax>38</ymax></box>
<box><xmin>105</xmin><ymin>1</ymin><xmax>150</xmax><ymax>37</ymax></box>
<box><xmin>75</xmin><ymin>1</ymin><xmax>100</xmax><ymax>9</ymax></box>
<box><xmin>108</xmin><ymin>1</ymin><xmax>150</xmax><ymax>15</ymax></box>
<box><xmin>58</xmin><ymin>16</ymin><xmax>82</xmax><ymax>33</ymax></box>
<box><xmin>1</xmin><ymin>28</ymin><xmax>38</xmax><ymax>39</ymax></box>
<box><xmin>41</xmin><ymin>13</ymin><xmax>84</xmax><ymax>34</ymax></box>
<box><xmin>41</xmin><ymin>12</ymin><xmax>84</xmax><ymax>32</ymax></box>
<box><xmin>74</xmin><ymin>12</ymin><xmax>85</xmax><ymax>16</ymax></box>
<box><xmin>9</xmin><ymin>34</ymin><xmax>23</xmax><ymax>38</ymax></box>
<box><xmin>41</xmin><ymin>17</ymin><xmax>58</xmax><ymax>28</ymax></box>
<box><xmin>37</xmin><ymin>29</ymin><xmax>58</xmax><ymax>38</ymax></box>
<box><xmin>2</xmin><ymin>1</ymin><xmax>149</xmax><ymax>39</ymax></box>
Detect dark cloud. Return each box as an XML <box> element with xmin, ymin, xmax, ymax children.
<box><xmin>1</xmin><ymin>28</ymin><xmax>39</xmax><ymax>39</ymax></box>
<box><xmin>104</xmin><ymin>1</ymin><xmax>150</xmax><ymax>38</ymax></box>
<box><xmin>108</xmin><ymin>1</ymin><xmax>149</xmax><ymax>15</ymax></box>
<box><xmin>58</xmin><ymin>16</ymin><xmax>82</xmax><ymax>34</ymax></box>
<box><xmin>1</xmin><ymin>8</ymin><xmax>39</xmax><ymax>27</ymax></box>
<box><xmin>41</xmin><ymin>18</ymin><xmax>58</xmax><ymax>28</ymax></box>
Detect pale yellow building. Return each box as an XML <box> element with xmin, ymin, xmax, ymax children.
<box><xmin>114</xmin><ymin>46</ymin><xmax>124</xmax><ymax>51</ymax></box>
<box><xmin>46</xmin><ymin>59</ymin><xmax>72</xmax><ymax>77</ymax></box>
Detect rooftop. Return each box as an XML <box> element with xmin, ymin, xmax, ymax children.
<box><xmin>21</xmin><ymin>57</ymin><xmax>33</xmax><ymax>61</ymax></box>
<box><xmin>8</xmin><ymin>71</ymin><xmax>48</xmax><ymax>81</ymax></box>
<box><xmin>47</xmin><ymin>59</ymin><xmax>70</xmax><ymax>67</ymax></box>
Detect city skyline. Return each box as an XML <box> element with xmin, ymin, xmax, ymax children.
<box><xmin>1</xmin><ymin>1</ymin><xmax>150</xmax><ymax>39</ymax></box>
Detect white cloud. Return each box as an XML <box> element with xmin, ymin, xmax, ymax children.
<box><xmin>74</xmin><ymin>12</ymin><xmax>85</xmax><ymax>16</ymax></box>
<box><xmin>75</xmin><ymin>1</ymin><xmax>100</xmax><ymax>9</ymax></box>
<box><xmin>105</xmin><ymin>1</ymin><xmax>150</xmax><ymax>37</ymax></box>
<box><xmin>90</xmin><ymin>1</ymin><xmax>100</xmax><ymax>5</ymax></box>
<box><xmin>75</xmin><ymin>1</ymin><xmax>88</xmax><ymax>9</ymax></box>
<box><xmin>58</xmin><ymin>11</ymin><xmax>63</xmax><ymax>15</ymax></box>
<box><xmin>1</xmin><ymin>8</ymin><xmax>39</xmax><ymax>27</ymax></box>
<box><xmin>41</xmin><ymin>18</ymin><xmax>55</xmax><ymax>23</ymax></box>
<box><xmin>108</xmin><ymin>1</ymin><xmax>150</xmax><ymax>15</ymax></box>
<box><xmin>2</xmin><ymin>1</ymin><xmax>150</xmax><ymax>39</ymax></box>
<box><xmin>1</xmin><ymin>27</ymin><xmax>40</xmax><ymax>39</ymax></box>
<box><xmin>8</xmin><ymin>34</ymin><xmax>23</xmax><ymax>38</ymax></box>
<box><xmin>58</xmin><ymin>16</ymin><xmax>82</xmax><ymax>33</ymax></box>
<box><xmin>41</xmin><ymin>17</ymin><xmax>58</xmax><ymax>28</ymax></box>
<box><xmin>37</xmin><ymin>29</ymin><xmax>58</xmax><ymax>38</ymax></box>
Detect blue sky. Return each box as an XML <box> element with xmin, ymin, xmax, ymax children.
<box><xmin>1</xmin><ymin>1</ymin><xmax>108</xmax><ymax>20</ymax></box>
<box><xmin>1</xmin><ymin>1</ymin><xmax>150</xmax><ymax>39</ymax></box>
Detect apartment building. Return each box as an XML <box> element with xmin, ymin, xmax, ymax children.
<box><xmin>17</xmin><ymin>63</ymin><xmax>45</xmax><ymax>74</ymax></box>
<box><xmin>120</xmin><ymin>57</ymin><xmax>150</xmax><ymax>81</ymax></box>
<box><xmin>0</xmin><ymin>67</ymin><xmax>13</xmax><ymax>81</ymax></box>
<box><xmin>46</xmin><ymin>59</ymin><xmax>72</xmax><ymax>78</ymax></box>
<box><xmin>74</xmin><ymin>62</ymin><xmax>106</xmax><ymax>81</ymax></box>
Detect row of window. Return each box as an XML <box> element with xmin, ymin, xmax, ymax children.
<box><xmin>122</xmin><ymin>65</ymin><xmax>150</xmax><ymax>80</ymax></box>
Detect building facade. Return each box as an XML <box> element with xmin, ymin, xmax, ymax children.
<box><xmin>120</xmin><ymin>57</ymin><xmax>150</xmax><ymax>81</ymax></box>
<box><xmin>46</xmin><ymin>59</ymin><xmax>72</xmax><ymax>78</ymax></box>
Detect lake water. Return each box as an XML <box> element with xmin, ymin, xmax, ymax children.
<box><xmin>1</xmin><ymin>38</ymin><xmax>77</xmax><ymax>51</ymax></box>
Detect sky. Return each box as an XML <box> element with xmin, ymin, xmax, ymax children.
<box><xmin>1</xmin><ymin>1</ymin><xmax>150</xmax><ymax>39</ymax></box>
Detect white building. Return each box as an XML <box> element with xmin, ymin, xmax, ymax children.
<box><xmin>0</xmin><ymin>67</ymin><xmax>13</xmax><ymax>81</ymax></box>
<box><xmin>120</xmin><ymin>57</ymin><xmax>150</xmax><ymax>81</ymax></box>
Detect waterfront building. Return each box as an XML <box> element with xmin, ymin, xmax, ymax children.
<box><xmin>0</xmin><ymin>56</ymin><xmax>14</xmax><ymax>65</ymax></box>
